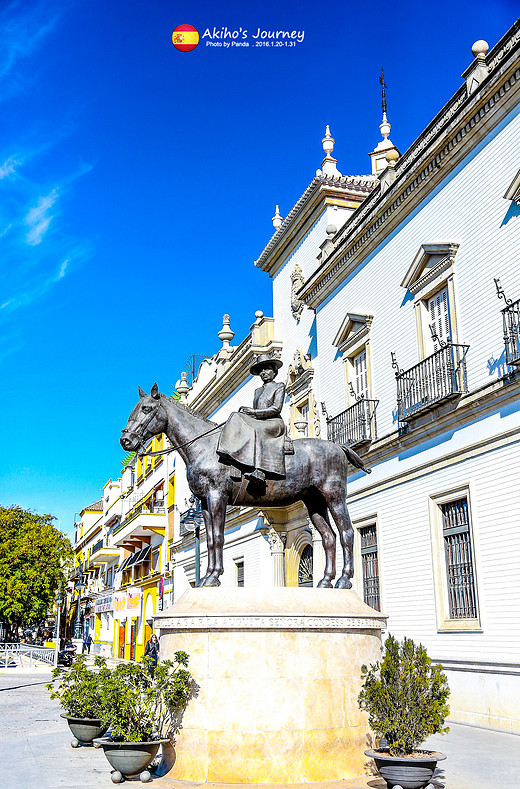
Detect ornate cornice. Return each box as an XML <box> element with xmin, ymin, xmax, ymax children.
<box><xmin>300</xmin><ymin>20</ymin><xmax>520</xmax><ymax>309</ymax></box>
<box><xmin>254</xmin><ymin>174</ymin><xmax>376</xmax><ymax>277</ymax></box>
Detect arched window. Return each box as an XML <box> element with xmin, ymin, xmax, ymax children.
<box><xmin>298</xmin><ymin>545</ymin><xmax>313</xmax><ymax>587</ymax></box>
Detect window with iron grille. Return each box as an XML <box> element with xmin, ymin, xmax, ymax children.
<box><xmin>360</xmin><ymin>524</ymin><xmax>380</xmax><ymax>611</ymax></box>
<box><xmin>236</xmin><ymin>560</ymin><xmax>244</xmax><ymax>587</ymax></box>
<box><xmin>298</xmin><ymin>545</ymin><xmax>313</xmax><ymax>587</ymax></box>
<box><xmin>441</xmin><ymin>498</ymin><xmax>478</xmax><ymax>619</ymax></box>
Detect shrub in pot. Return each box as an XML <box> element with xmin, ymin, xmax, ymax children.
<box><xmin>47</xmin><ymin>655</ymin><xmax>111</xmax><ymax>746</ymax></box>
<box><xmin>358</xmin><ymin>635</ymin><xmax>450</xmax><ymax>789</ymax></box>
<box><xmin>93</xmin><ymin>651</ymin><xmax>194</xmax><ymax>783</ymax></box>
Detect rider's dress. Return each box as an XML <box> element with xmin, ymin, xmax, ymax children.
<box><xmin>217</xmin><ymin>381</ymin><xmax>286</xmax><ymax>477</ymax></box>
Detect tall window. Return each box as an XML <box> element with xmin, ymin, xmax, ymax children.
<box><xmin>235</xmin><ymin>560</ymin><xmax>244</xmax><ymax>587</ymax></box>
<box><xmin>360</xmin><ymin>525</ymin><xmax>380</xmax><ymax>611</ymax></box>
<box><xmin>441</xmin><ymin>498</ymin><xmax>478</xmax><ymax>619</ymax></box>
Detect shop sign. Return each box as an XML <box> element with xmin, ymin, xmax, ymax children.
<box><xmin>95</xmin><ymin>594</ymin><xmax>114</xmax><ymax>614</ymax></box>
<box><xmin>158</xmin><ymin>577</ymin><xmax>164</xmax><ymax>611</ymax></box>
<box><xmin>127</xmin><ymin>587</ymin><xmax>142</xmax><ymax>614</ymax></box>
<box><xmin>114</xmin><ymin>591</ymin><xmax>127</xmax><ymax>618</ymax></box>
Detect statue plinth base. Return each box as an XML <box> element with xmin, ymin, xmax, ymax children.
<box><xmin>154</xmin><ymin>587</ymin><xmax>386</xmax><ymax>784</ymax></box>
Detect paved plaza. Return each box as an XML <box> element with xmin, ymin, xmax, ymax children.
<box><xmin>0</xmin><ymin>670</ymin><xmax>518</xmax><ymax>789</ymax></box>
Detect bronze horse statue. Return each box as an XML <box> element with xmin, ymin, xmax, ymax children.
<box><xmin>120</xmin><ymin>384</ymin><xmax>369</xmax><ymax>588</ymax></box>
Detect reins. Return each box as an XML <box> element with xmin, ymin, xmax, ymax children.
<box><xmin>135</xmin><ymin>421</ymin><xmax>226</xmax><ymax>459</ymax></box>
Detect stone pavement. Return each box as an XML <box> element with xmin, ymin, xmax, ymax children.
<box><xmin>1</xmin><ymin>670</ymin><xmax>518</xmax><ymax>789</ymax></box>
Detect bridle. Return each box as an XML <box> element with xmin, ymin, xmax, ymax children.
<box><xmin>123</xmin><ymin>401</ymin><xmax>225</xmax><ymax>459</ymax></box>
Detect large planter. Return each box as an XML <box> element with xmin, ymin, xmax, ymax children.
<box><xmin>364</xmin><ymin>748</ymin><xmax>447</xmax><ymax>789</ymax></box>
<box><xmin>60</xmin><ymin>713</ymin><xmax>108</xmax><ymax>746</ymax></box>
<box><xmin>93</xmin><ymin>737</ymin><xmax>169</xmax><ymax>782</ymax></box>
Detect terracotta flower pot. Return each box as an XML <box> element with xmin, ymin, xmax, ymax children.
<box><xmin>364</xmin><ymin>748</ymin><xmax>447</xmax><ymax>789</ymax></box>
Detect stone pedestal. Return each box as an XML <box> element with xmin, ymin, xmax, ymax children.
<box><xmin>154</xmin><ymin>587</ymin><xmax>386</xmax><ymax>784</ymax></box>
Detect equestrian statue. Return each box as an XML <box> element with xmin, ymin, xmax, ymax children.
<box><xmin>120</xmin><ymin>353</ymin><xmax>370</xmax><ymax>588</ymax></box>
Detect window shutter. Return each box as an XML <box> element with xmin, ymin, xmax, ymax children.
<box><xmin>428</xmin><ymin>288</ymin><xmax>450</xmax><ymax>348</ymax></box>
<box><xmin>352</xmin><ymin>349</ymin><xmax>369</xmax><ymax>399</ymax></box>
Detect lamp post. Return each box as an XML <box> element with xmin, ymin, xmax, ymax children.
<box><xmin>74</xmin><ymin>562</ymin><xmax>85</xmax><ymax>640</ymax></box>
<box><xmin>54</xmin><ymin>580</ymin><xmax>62</xmax><ymax>668</ymax></box>
<box><xmin>180</xmin><ymin>497</ymin><xmax>204</xmax><ymax>586</ymax></box>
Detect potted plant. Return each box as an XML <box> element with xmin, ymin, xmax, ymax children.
<box><xmin>358</xmin><ymin>635</ymin><xmax>450</xmax><ymax>789</ymax></box>
<box><xmin>93</xmin><ymin>651</ymin><xmax>193</xmax><ymax>783</ymax></box>
<box><xmin>47</xmin><ymin>654</ymin><xmax>111</xmax><ymax>746</ymax></box>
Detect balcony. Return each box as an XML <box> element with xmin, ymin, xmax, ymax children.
<box><xmin>394</xmin><ymin>343</ymin><xmax>469</xmax><ymax>423</ymax></box>
<box><xmin>325</xmin><ymin>398</ymin><xmax>378</xmax><ymax>447</ymax></box>
<box><xmin>500</xmin><ymin>298</ymin><xmax>520</xmax><ymax>366</ymax></box>
<box><xmin>113</xmin><ymin>493</ymin><xmax>166</xmax><ymax>545</ymax></box>
<box><xmin>89</xmin><ymin>543</ymin><xmax>120</xmax><ymax>568</ymax></box>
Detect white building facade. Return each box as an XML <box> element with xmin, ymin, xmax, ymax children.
<box><xmin>171</xmin><ymin>21</ymin><xmax>520</xmax><ymax>734</ymax></box>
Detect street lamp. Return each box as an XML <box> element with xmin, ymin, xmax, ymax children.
<box><xmin>54</xmin><ymin>582</ymin><xmax>62</xmax><ymax>668</ymax></box>
<box><xmin>74</xmin><ymin>563</ymin><xmax>86</xmax><ymax>640</ymax></box>
<box><xmin>180</xmin><ymin>496</ymin><xmax>204</xmax><ymax>586</ymax></box>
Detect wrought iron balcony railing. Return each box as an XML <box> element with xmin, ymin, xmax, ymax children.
<box><xmin>501</xmin><ymin>298</ymin><xmax>520</xmax><ymax>366</ymax></box>
<box><xmin>495</xmin><ymin>278</ymin><xmax>520</xmax><ymax>366</ymax></box>
<box><xmin>392</xmin><ymin>342</ymin><xmax>469</xmax><ymax>423</ymax></box>
<box><xmin>323</xmin><ymin>397</ymin><xmax>378</xmax><ymax>447</ymax></box>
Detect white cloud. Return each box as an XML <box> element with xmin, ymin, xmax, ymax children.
<box><xmin>24</xmin><ymin>188</ymin><xmax>58</xmax><ymax>245</ymax></box>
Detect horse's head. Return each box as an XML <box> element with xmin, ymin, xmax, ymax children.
<box><xmin>120</xmin><ymin>383</ymin><xmax>168</xmax><ymax>452</ymax></box>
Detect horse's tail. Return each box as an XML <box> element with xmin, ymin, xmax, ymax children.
<box><xmin>340</xmin><ymin>444</ymin><xmax>372</xmax><ymax>474</ymax></box>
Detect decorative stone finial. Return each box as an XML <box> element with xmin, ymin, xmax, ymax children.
<box><xmin>218</xmin><ymin>314</ymin><xmax>235</xmax><ymax>350</ymax></box>
<box><xmin>176</xmin><ymin>371</ymin><xmax>190</xmax><ymax>403</ymax></box>
<box><xmin>472</xmin><ymin>40</ymin><xmax>489</xmax><ymax>58</ymax></box>
<box><xmin>255</xmin><ymin>310</ymin><xmax>264</xmax><ymax>321</ymax></box>
<box><xmin>326</xmin><ymin>224</ymin><xmax>337</xmax><ymax>239</ymax></box>
<box><xmin>463</xmin><ymin>39</ymin><xmax>490</xmax><ymax>96</ymax></box>
<box><xmin>272</xmin><ymin>205</ymin><xmax>283</xmax><ymax>229</ymax></box>
<box><xmin>385</xmin><ymin>149</ymin><xmax>399</xmax><ymax>167</ymax></box>
<box><xmin>319</xmin><ymin>125</ymin><xmax>341</xmax><ymax>177</ymax></box>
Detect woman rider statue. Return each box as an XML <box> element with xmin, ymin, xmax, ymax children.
<box><xmin>217</xmin><ymin>353</ymin><xmax>286</xmax><ymax>484</ymax></box>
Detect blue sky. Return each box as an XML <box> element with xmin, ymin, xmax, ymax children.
<box><xmin>0</xmin><ymin>0</ymin><xmax>517</xmax><ymax>536</ymax></box>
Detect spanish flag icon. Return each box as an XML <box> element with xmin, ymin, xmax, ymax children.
<box><xmin>172</xmin><ymin>24</ymin><xmax>199</xmax><ymax>52</ymax></box>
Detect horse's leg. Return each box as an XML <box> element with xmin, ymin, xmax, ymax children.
<box><xmin>303</xmin><ymin>493</ymin><xmax>336</xmax><ymax>588</ymax></box>
<box><xmin>198</xmin><ymin>499</ymin><xmax>215</xmax><ymax>587</ymax></box>
<box><xmin>200</xmin><ymin>493</ymin><xmax>227</xmax><ymax>587</ymax></box>
<box><xmin>325</xmin><ymin>488</ymin><xmax>354</xmax><ymax>589</ymax></box>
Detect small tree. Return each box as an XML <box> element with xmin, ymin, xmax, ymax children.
<box><xmin>358</xmin><ymin>635</ymin><xmax>450</xmax><ymax>756</ymax></box>
<box><xmin>97</xmin><ymin>652</ymin><xmax>194</xmax><ymax>742</ymax></box>
<box><xmin>0</xmin><ymin>506</ymin><xmax>72</xmax><ymax>639</ymax></box>
<box><xmin>47</xmin><ymin>655</ymin><xmax>111</xmax><ymax>718</ymax></box>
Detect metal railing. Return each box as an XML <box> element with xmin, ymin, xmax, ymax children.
<box><xmin>325</xmin><ymin>398</ymin><xmax>378</xmax><ymax>447</ymax></box>
<box><xmin>393</xmin><ymin>343</ymin><xmax>469</xmax><ymax>422</ymax></box>
<box><xmin>91</xmin><ymin>538</ymin><xmax>104</xmax><ymax>555</ymax></box>
<box><xmin>114</xmin><ymin>496</ymin><xmax>166</xmax><ymax>534</ymax></box>
<box><xmin>501</xmin><ymin>298</ymin><xmax>520</xmax><ymax>366</ymax></box>
<box><xmin>0</xmin><ymin>643</ymin><xmax>56</xmax><ymax>668</ymax></box>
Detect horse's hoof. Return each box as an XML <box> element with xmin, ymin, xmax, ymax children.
<box><xmin>334</xmin><ymin>577</ymin><xmax>353</xmax><ymax>589</ymax></box>
<box><xmin>317</xmin><ymin>578</ymin><xmax>333</xmax><ymax>588</ymax></box>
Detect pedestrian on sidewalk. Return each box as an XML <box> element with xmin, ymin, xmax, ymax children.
<box><xmin>144</xmin><ymin>633</ymin><xmax>159</xmax><ymax>677</ymax></box>
<box><xmin>85</xmin><ymin>634</ymin><xmax>93</xmax><ymax>654</ymax></box>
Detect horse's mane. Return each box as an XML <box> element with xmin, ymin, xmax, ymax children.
<box><xmin>160</xmin><ymin>393</ymin><xmax>217</xmax><ymax>426</ymax></box>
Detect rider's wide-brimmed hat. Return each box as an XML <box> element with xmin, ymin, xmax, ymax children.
<box><xmin>250</xmin><ymin>353</ymin><xmax>283</xmax><ymax>376</ymax></box>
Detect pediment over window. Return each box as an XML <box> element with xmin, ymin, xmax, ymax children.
<box><xmin>504</xmin><ymin>169</ymin><xmax>520</xmax><ymax>205</ymax></box>
<box><xmin>333</xmin><ymin>313</ymin><xmax>373</xmax><ymax>354</ymax></box>
<box><xmin>401</xmin><ymin>242</ymin><xmax>459</xmax><ymax>295</ymax></box>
